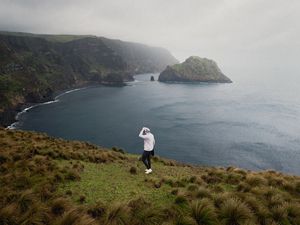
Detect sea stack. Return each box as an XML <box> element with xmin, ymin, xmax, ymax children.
<box><xmin>158</xmin><ymin>56</ymin><xmax>232</xmax><ymax>83</ymax></box>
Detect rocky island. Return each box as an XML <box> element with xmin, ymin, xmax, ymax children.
<box><xmin>158</xmin><ymin>56</ymin><xmax>232</xmax><ymax>83</ymax></box>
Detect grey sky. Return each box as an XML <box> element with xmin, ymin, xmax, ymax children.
<box><xmin>1</xmin><ymin>0</ymin><xmax>299</xmax><ymax>78</ymax></box>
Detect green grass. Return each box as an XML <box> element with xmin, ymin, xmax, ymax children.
<box><xmin>60</xmin><ymin>162</ymin><xmax>174</xmax><ymax>205</ymax></box>
<box><xmin>58</xmin><ymin>157</ymin><xmax>198</xmax><ymax>207</ymax></box>
<box><xmin>219</xmin><ymin>183</ymin><xmax>237</xmax><ymax>192</ymax></box>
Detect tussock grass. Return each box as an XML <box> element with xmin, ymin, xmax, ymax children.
<box><xmin>50</xmin><ymin>197</ymin><xmax>71</xmax><ymax>215</ymax></box>
<box><xmin>195</xmin><ymin>187</ymin><xmax>212</xmax><ymax>199</ymax></box>
<box><xmin>130</xmin><ymin>206</ymin><xmax>164</xmax><ymax>225</ymax></box>
<box><xmin>103</xmin><ymin>203</ymin><xmax>130</xmax><ymax>225</ymax></box>
<box><xmin>245</xmin><ymin>174</ymin><xmax>267</xmax><ymax>187</ymax></box>
<box><xmin>191</xmin><ymin>199</ymin><xmax>218</xmax><ymax>225</ymax></box>
<box><xmin>1</xmin><ymin>128</ymin><xmax>300</xmax><ymax>224</ymax></box>
<box><xmin>54</xmin><ymin>208</ymin><xmax>96</xmax><ymax>225</ymax></box>
<box><xmin>187</xmin><ymin>184</ymin><xmax>199</xmax><ymax>192</ymax></box>
<box><xmin>129</xmin><ymin>166</ymin><xmax>137</xmax><ymax>174</ymax></box>
<box><xmin>219</xmin><ymin>198</ymin><xmax>253</xmax><ymax>225</ymax></box>
<box><xmin>87</xmin><ymin>201</ymin><xmax>106</xmax><ymax>219</ymax></box>
<box><xmin>175</xmin><ymin>195</ymin><xmax>189</xmax><ymax>206</ymax></box>
<box><xmin>0</xmin><ymin>203</ymin><xmax>19</xmax><ymax>225</ymax></box>
<box><xmin>172</xmin><ymin>214</ymin><xmax>195</xmax><ymax>225</ymax></box>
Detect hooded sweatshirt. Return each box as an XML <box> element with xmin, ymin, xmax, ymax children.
<box><xmin>139</xmin><ymin>127</ymin><xmax>155</xmax><ymax>151</ymax></box>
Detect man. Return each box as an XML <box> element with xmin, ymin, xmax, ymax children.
<box><xmin>139</xmin><ymin>127</ymin><xmax>155</xmax><ymax>174</ymax></box>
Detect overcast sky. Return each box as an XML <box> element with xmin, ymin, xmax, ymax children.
<box><xmin>0</xmin><ymin>0</ymin><xmax>299</xmax><ymax>78</ymax></box>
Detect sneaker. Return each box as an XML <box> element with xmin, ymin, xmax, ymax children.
<box><xmin>145</xmin><ymin>168</ymin><xmax>152</xmax><ymax>174</ymax></box>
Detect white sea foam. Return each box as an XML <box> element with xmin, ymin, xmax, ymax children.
<box><xmin>6</xmin><ymin>122</ymin><xmax>19</xmax><ymax>130</ymax></box>
<box><xmin>55</xmin><ymin>88</ymin><xmax>83</xmax><ymax>100</ymax></box>
<box><xmin>6</xmin><ymin>87</ymin><xmax>85</xmax><ymax>129</ymax></box>
<box><xmin>125</xmin><ymin>79</ymin><xmax>141</xmax><ymax>87</ymax></box>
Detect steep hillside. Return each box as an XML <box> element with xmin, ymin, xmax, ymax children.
<box><xmin>1</xmin><ymin>128</ymin><xmax>300</xmax><ymax>224</ymax></box>
<box><xmin>0</xmin><ymin>32</ymin><xmax>178</xmax><ymax>127</ymax></box>
<box><xmin>101</xmin><ymin>37</ymin><xmax>178</xmax><ymax>73</ymax></box>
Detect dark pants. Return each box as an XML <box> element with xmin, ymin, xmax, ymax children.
<box><xmin>142</xmin><ymin>150</ymin><xmax>152</xmax><ymax>169</ymax></box>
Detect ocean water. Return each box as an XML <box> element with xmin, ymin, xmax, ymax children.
<box><xmin>17</xmin><ymin>73</ymin><xmax>300</xmax><ymax>175</ymax></box>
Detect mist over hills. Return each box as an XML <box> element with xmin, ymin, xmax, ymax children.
<box><xmin>0</xmin><ymin>31</ymin><xmax>178</xmax><ymax>127</ymax></box>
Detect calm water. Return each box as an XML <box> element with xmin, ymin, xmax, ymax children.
<box><xmin>17</xmin><ymin>73</ymin><xmax>300</xmax><ymax>174</ymax></box>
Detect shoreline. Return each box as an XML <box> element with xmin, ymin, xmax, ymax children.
<box><xmin>1</xmin><ymin>73</ymin><xmax>153</xmax><ymax>128</ymax></box>
<box><xmin>6</xmin><ymin>79</ymin><xmax>138</xmax><ymax>130</ymax></box>
<box><xmin>6</xmin><ymin>86</ymin><xmax>97</xmax><ymax>130</ymax></box>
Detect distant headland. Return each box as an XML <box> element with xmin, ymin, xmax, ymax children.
<box><xmin>0</xmin><ymin>31</ymin><xmax>178</xmax><ymax>127</ymax></box>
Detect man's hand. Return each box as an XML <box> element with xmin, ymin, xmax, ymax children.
<box><xmin>139</xmin><ymin>127</ymin><xmax>147</xmax><ymax>138</ymax></box>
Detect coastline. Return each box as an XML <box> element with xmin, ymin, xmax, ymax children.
<box><xmin>6</xmin><ymin>86</ymin><xmax>96</xmax><ymax>130</ymax></box>
<box><xmin>5</xmin><ymin>79</ymin><xmax>136</xmax><ymax>130</ymax></box>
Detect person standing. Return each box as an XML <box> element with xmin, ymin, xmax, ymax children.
<box><xmin>139</xmin><ymin>127</ymin><xmax>155</xmax><ymax>174</ymax></box>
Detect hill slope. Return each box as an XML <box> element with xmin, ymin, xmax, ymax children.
<box><xmin>0</xmin><ymin>31</ymin><xmax>178</xmax><ymax>127</ymax></box>
<box><xmin>101</xmin><ymin>37</ymin><xmax>178</xmax><ymax>74</ymax></box>
<box><xmin>1</xmin><ymin>128</ymin><xmax>300</xmax><ymax>224</ymax></box>
<box><xmin>159</xmin><ymin>56</ymin><xmax>232</xmax><ymax>83</ymax></box>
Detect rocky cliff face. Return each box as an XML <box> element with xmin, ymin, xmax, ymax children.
<box><xmin>158</xmin><ymin>56</ymin><xmax>232</xmax><ymax>83</ymax></box>
<box><xmin>0</xmin><ymin>32</ymin><xmax>178</xmax><ymax>127</ymax></box>
<box><xmin>101</xmin><ymin>37</ymin><xmax>178</xmax><ymax>73</ymax></box>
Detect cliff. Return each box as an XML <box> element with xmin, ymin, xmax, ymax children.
<box><xmin>0</xmin><ymin>31</ymin><xmax>178</xmax><ymax>127</ymax></box>
<box><xmin>1</xmin><ymin>128</ymin><xmax>300</xmax><ymax>224</ymax></box>
<box><xmin>159</xmin><ymin>56</ymin><xmax>232</xmax><ymax>83</ymax></box>
<box><xmin>101</xmin><ymin>37</ymin><xmax>178</xmax><ymax>73</ymax></box>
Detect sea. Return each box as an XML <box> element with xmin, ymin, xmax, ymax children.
<box><xmin>14</xmin><ymin>71</ymin><xmax>300</xmax><ymax>175</ymax></box>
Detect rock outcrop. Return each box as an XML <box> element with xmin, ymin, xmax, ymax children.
<box><xmin>158</xmin><ymin>56</ymin><xmax>232</xmax><ymax>83</ymax></box>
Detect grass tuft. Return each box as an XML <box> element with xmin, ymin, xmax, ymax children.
<box><xmin>51</xmin><ymin>197</ymin><xmax>70</xmax><ymax>216</ymax></box>
<box><xmin>54</xmin><ymin>208</ymin><xmax>96</xmax><ymax>225</ymax></box>
<box><xmin>219</xmin><ymin>198</ymin><xmax>253</xmax><ymax>225</ymax></box>
<box><xmin>129</xmin><ymin>166</ymin><xmax>137</xmax><ymax>175</ymax></box>
<box><xmin>87</xmin><ymin>201</ymin><xmax>106</xmax><ymax>219</ymax></box>
<box><xmin>190</xmin><ymin>199</ymin><xmax>218</xmax><ymax>225</ymax></box>
<box><xmin>104</xmin><ymin>203</ymin><xmax>130</xmax><ymax>225</ymax></box>
<box><xmin>175</xmin><ymin>195</ymin><xmax>188</xmax><ymax>206</ymax></box>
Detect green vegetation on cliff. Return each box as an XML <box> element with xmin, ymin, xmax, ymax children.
<box><xmin>0</xmin><ymin>31</ymin><xmax>178</xmax><ymax>126</ymax></box>
<box><xmin>159</xmin><ymin>56</ymin><xmax>232</xmax><ymax>83</ymax></box>
<box><xmin>1</xmin><ymin>128</ymin><xmax>300</xmax><ymax>224</ymax></box>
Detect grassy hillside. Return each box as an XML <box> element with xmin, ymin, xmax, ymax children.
<box><xmin>1</xmin><ymin>128</ymin><xmax>300</xmax><ymax>225</ymax></box>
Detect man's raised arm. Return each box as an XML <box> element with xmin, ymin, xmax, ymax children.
<box><xmin>139</xmin><ymin>127</ymin><xmax>146</xmax><ymax>138</ymax></box>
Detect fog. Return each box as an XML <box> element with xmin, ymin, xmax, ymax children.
<box><xmin>1</xmin><ymin>0</ymin><xmax>299</xmax><ymax>80</ymax></box>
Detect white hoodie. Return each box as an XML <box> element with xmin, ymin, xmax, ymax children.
<box><xmin>139</xmin><ymin>127</ymin><xmax>155</xmax><ymax>151</ymax></box>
